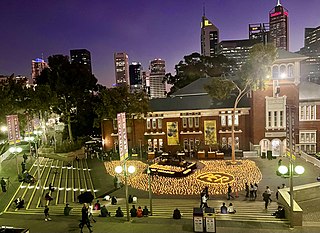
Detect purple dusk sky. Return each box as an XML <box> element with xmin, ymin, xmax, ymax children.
<box><xmin>0</xmin><ymin>0</ymin><xmax>319</xmax><ymax>87</ymax></box>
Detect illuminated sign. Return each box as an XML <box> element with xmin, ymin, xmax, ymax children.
<box><xmin>117</xmin><ymin>112</ymin><xmax>128</xmax><ymax>161</ymax></box>
<box><xmin>6</xmin><ymin>115</ymin><xmax>21</xmax><ymax>144</ymax></box>
<box><xmin>197</xmin><ymin>172</ymin><xmax>234</xmax><ymax>184</ymax></box>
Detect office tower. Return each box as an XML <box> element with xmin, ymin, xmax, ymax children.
<box><xmin>114</xmin><ymin>52</ymin><xmax>129</xmax><ymax>86</ymax></box>
<box><xmin>218</xmin><ymin>39</ymin><xmax>261</xmax><ymax>73</ymax></box>
<box><xmin>249</xmin><ymin>23</ymin><xmax>269</xmax><ymax>44</ymax></box>
<box><xmin>299</xmin><ymin>26</ymin><xmax>320</xmax><ymax>84</ymax></box>
<box><xmin>31</xmin><ymin>58</ymin><xmax>48</xmax><ymax>81</ymax></box>
<box><xmin>70</xmin><ymin>49</ymin><xmax>92</xmax><ymax>73</ymax></box>
<box><xmin>201</xmin><ymin>15</ymin><xmax>219</xmax><ymax>57</ymax></box>
<box><xmin>129</xmin><ymin>62</ymin><xmax>143</xmax><ymax>92</ymax></box>
<box><xmin>269</xmin><ymin>0</ymin><xmax>289</xmax><ymax>50</ymax></box>
<box><xmin>149</xmin><ymin>59</ymin><xmax>166</xmax><ymax>99</ymax></box>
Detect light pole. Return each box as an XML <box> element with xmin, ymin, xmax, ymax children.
<box><xmin>9</xmin><ymin>146</ymin><xmax>22</xmax><ymax>175</ymax></box>
<box><xmin>147</xmin><ymin>165</ymin><xmax>153</xmax><ymax>215</ymax></box>
<box><xmin>34</xmin><ymin>130</ymin><xmax>43</xmax><ymax>190</ymax></box>
<box><xmin>115</xmin><ymin>163</ymin><xmax>135</xmax><ymax>221</ymax></box>
<box><xmin>278</xmin><ymin>164</ymin><xmax>304</xmax><ymax>227</ymax></box>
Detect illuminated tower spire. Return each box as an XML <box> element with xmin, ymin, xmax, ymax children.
<box><xmin>277</xmin><ymin>0</ymin><xmax>281</xmax><ymax>6</ymax></box>
<box><xmin>203</xmin><ymin>2</ymin><xmax>206</xmax><ymax>16</ymax></box>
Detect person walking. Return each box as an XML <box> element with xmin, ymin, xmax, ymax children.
<box><xmin>253</xmin><ymin>183</ymin><xmax>258</xmax><ymax>200</ymax></box>
<box><xmin>44</xmin><ymin>205</ymin><xmax>51</xmax><ymax>221</ymax></box>
<box><xmin>262</xmin><ymin>191</ymin><xmax>269</xmax><ymax>210</ymax></box>
<box><xmin>23</xmin><ymin>153</ymin><xmax>28</xmax><ymax>163</ymax></box>
<box><xmin>88</xmin><ymin>203</ymin><xmax>96</xmax><ymax>223</ymax></box>
<box><xmin>266</xmin><ymin>186</ymin><xmax>273</xmax><ymax>203</ymax></box>
<box><xmin>249</xmin><ymin>184</ymin><xmax>254</xmax><ymax>200</ymax></box>
<box><xmin>79</xmin><ymin>204</ymin><xmax>93</xmax><ymax>233</ymax></box>
<box><xmin>276</xmin><ymin>186</ymin><xmax>281</xmax><ymax>200</ymax></box>
<box><xmin>21</xmin><ymin>162</ymin><xmax>26</xmax><ymax>173</ymax></box>
<box><xmin>227</xmin><ymin>184</ymin><xmax>234</xmax><ymax>200</ymax></box>
<box><xmin>245</xmin><ymin>183</ymin><xmax>249</xmax><ymax>198</ymax></box>
<box><xmin>200</xmin><ymin>193</ymin><xmax>208</xmax><ymax>208</ymax></box>
<box><xmin>1</xmin><ymin>178</ymin><xmax>7</xmax><ymax>192</ymax></box>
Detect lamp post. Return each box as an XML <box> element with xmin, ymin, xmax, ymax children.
<box><xmin>9</xmin><ymin>146</ymin><xmax>22</xmax><ymax>175</ymax></box>
<box><xmin>278</xmin><ymin>164</ymin><xmax>304</xmax><ymax>227</ymax></box>
<box><xmin>115</xmin><ymin>163</ymin><xmax>136</xmax><ymax>221</ymax></box>
<box><xmin>34</xmin><ymin>130</ymin><xmax>43</xmax><ymax>190</ymax></box>
<box><xmin>147</xmin><ymin>165</ymin><xmax>153</xmax><ymax>215</ymax></box>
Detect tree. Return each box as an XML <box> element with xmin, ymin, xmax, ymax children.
<box><xmin>36</xmin><ymin>55</ymin><xmax>98</xmax><ymax>142</ymax></box>
<box><xmin>204</xmin><ymin>43</ymin><xmax>278</xmax><ymax>162</ymax></box>
<box><xmin>164</xmin><ymin>53</ymin><xmax>233</xmax><ymax>95</ymax></box>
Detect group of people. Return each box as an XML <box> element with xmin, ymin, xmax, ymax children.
<box><xmin>220</xmin><ymin>202</ymin><xmax>236</xmax><ymax>214</ymax></box>
<box><xmin>14</xmin><ymin>197</ymin><xmax>25</xmax><ymax>210</ymax></box>
<box><xmin>245</xmin><ymin>182</ymin><xmax>259</xmax><ymax>200</ymax></box>
<box><xmin>130</xmin><ymin>205</ymin><xmax>149</xmax><ymax>217</ymax></box>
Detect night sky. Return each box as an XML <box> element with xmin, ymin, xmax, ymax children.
<box><xmin>1</xmin><ymin>0</ymin><xmax>319</xmax><ymax>87</ymax></box>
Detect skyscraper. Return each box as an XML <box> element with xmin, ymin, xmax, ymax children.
<box><xmin>201</xmin><ymin>15</ymin><xmax>219</xmax><ymax>57</ymax></box>
<box><xmin>149</xmin><ymin>59</ymin><xmax>166</xmax><ymax>99</ymax></box>
<box><xmin>70</xmin><ymin>49</ymin><xmax>92</xmax><ymax>73</ymax></box>
<box><xmin>249</xmin><ymin>23</ymin><xmax>269</xmax><ymax>44</ymax></box>
<box><xmin>31</xmin><ymin>58</ymin><xmax>48</xmax><ymax>81</ymax></box>
<box><xmin>299</xmin><ymin>26</ymin><xmax>320</xmax><ymax>83</ymax></box>
<box><xmin>129</xmin><ymin>62</ymin><xmax>143</xmax><ymax>92</ymax></box>
<box><xmin>269</xmin><ymin>0</ymin><xmax>289</xmax><ymax>51</ymax></box>
<box><xmin>114</xmin><ymin>52</ymin><xmax>129</xmax><ymax>86</ymax></box>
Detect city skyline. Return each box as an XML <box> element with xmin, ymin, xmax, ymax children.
<box><xmin>1</xmin><ymin>0</ymin><xmax>319</xmax><ymax>87</ymax></box>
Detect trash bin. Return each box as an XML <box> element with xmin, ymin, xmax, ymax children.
<box><xmin>204</xmin><ymin>208</ymin><xmax>216</xmax><ymax>233</ymax></box>
<box><xmin>193</xmin><ymin>208</ymin><xmax>204</xmax><ymax>232</ymax></box>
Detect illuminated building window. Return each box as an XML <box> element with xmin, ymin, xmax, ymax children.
<box><xmin>235</xmin><ymin>137</ymin><xmax>239</xmax><ymax>150</ymax></box>
<box><xmin>153</xmin><ymin>139</ymin><xmax>158</xmax><ymax>151</ymax></box>
<box><xmin>288</xmin><ymin>64</ymin><xmax>294</xmax><ymax>77</ymax></box>
<box><xmin>299</xmin><ymin>130</ymin><xmax>317</xmax><ymax>154</ymax></box>
<box><xmin>194</xmin><ymin>117</ymin><xmax>200</xmax><ymax>128</ymax></box>
<box><xmin>182</xmin><ymin>118</ymin><xmax>187</xmax><ymax>128</ymax></box>
<box><xmin>272</xmin><ymin>66</ymin><xmax>279</xmax><ymax>79</ymax></box>
<box><xmin>190</xmin><ymin>139</ymin><xmax>194</xmax><ymax>151</ymax></box>
<box><xmin>159</xmin><ymin>139</ymin><xmax>163</xmax><ymax>151</ymax></box>
<box><xmin>268</xmin><ymin>112</ymin><xmax>272</xmax><ymax>127</ymax></box>
<box><xmin>188</xmin><ymin>117</ymin><xmax>193</xmax><ymax>128</ymax></box>
<box><xmin>158</xmin><ymin>118</ymin><xmax>162</xmax><ymax>129</ymax></box>
<box><xmin>152</xmin><ymin>118</ymin><xmax>157</xmax><ymax>129</ymax></box>
<box><xmin>221</xmin><ymin>115</ymin><xmax>226</xmax><ymax>127</ymax></box>
<box><xmin>280</xmin><ymin>111</ymin><xmax>283</xmax><ymax>127</ymax></box>
<box><xmin>300</xmin><ymin>105</ymin><xmax>316</xmax><ymax>121</ymax></box>
<box><xmin>146</xmin><ymin>119</ymin><xmax>151</xmax><ymax>129</ymax></box>
<box><xmin>221</xmin><ymin>137</ymin><xmax>227</xmax><ymax>147</ymax></box>
<box><xmin>148</xmin><ymin>139</ymin><xmax>152</xmax><ymax>152</ymax></box>
<box><xmin>184</xmin><ymin>139</ymin><xmax>188</xmax><ymax>151</ymax></box>
<box><xmin>274</xmin><ymin>111</ymin><xmax>277</xmax><ymax>127</ymax></box>
<box><xmin>113</xmin><ymin>119</ymin><xmax>118</xmax><ymax>131</ymax></box>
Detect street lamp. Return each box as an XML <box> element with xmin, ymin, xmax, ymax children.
<box><xmin>278</xmin><ymin>163</ymin><xmax>304</xmax><ymax>227</ymax></box>
<box><xmin>9</xmin><ymin>146</ymin><xmax>22</xmax><ymax>175</ymax></box>
<box><xmin>147</xmin><ymin>165</ymin><xmax>153</xmax><ymax>216</ymax></box>
<box><xmin>115</xmin><ymin>163</ymin><xmax>135</xmax><ymax>221</ymax></box>
<box><xmin>0</xmin><ymin>125</ymin><xmax>7</xmax><ymax>133</ymax></box>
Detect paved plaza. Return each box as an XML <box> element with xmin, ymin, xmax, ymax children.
<box><xmin>0</xmin><ymin>152</ymin><xmax>320</xmax><ymax>232</ymax></box>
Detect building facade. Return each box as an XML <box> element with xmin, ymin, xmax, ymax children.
<box><xmin>114</xmin><ymin>52</ymin><xmax>129</xmax><ymax>86</ymax></box>
<box><xmin>269</xmin><ymin>0</ymin><xmax>289</xmax><ymax>51</ymax></box>
<box><xmin>31</xmin><ymin>58</ymin><xmax>48</xmax><ymax>82</ymax></box>
<box><xmin>249</xmin><ymin>23</ymin><xmax>269</xmax><ymax>44</ymax></box>
<box><xmin>201</xmin><ymin>16</ymin><xmax>219</xmax><ymax>57</ymax></box>
<box><xmin>218</xmin><ymin>39</ymin><xmax>261</xmax><ymax>72</ymax></box>
<box><xmin>299</xmin><ymin>26</ymin><xmax>320</xmax><ymax>84</ymax></box>
<box><xmin>70</xmin><ymin>49</ymin><xmax>92</xmax><ymax>73</ymax></box>
<box><xmin>102</xmin><ymin>50</ymin><xmax>320</xmax><ymax>158</ymax></box>
<box><xmin>149</xmin><ymin>59</ymin><xmax>166</xmax><ymax>99</ymax></box>
<box><xmin>129</xmin><ymin>62</ymin><xmax>143</xmax><ymax>92</ymax></box>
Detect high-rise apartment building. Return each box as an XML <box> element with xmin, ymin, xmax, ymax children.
<box><xmin>249</xmin><ymin>23</ymin><xmax>269</xmax><ymax>44</ymax></box>
<box><xmin>32</xmin><ymin>58</ymin><xmax>48</xmax><ymax>81</ymax></box>
<box><xmin>218</xmin><ymin>39</ymin><xmax>261</xmax><ymax>73</ymax></box>
<box><xmin>299</xmin><ymin>26</ymin><xmax>320</xmax><ymax>84</ymax></box>
<box><xmin>201</xmin><ymin>16</ymin><xmax>219</xmax><ymax>57</ymax></box>
<box><xmin>114</xmin><ymin>52</ymin><xmax>129</xmax><ymax>86</ymax></box>
<box><xmin>129</xmin><ymin>62</ymin><xmax>143</xmax><ymax>92</ymax></box>
<box><xmin>269</xmin><ymin>0</ymin><xmax>289</xmax><ymax>51</ymax></box>
<box><xmin>149</xmin><ymin>59</ymin><xmax>166</xmax><ymax>99</ymax></box>
<box><xmin>70</xmin><ymin>49</ymin><xmax>92</xmax><ymax>73</ymax></box>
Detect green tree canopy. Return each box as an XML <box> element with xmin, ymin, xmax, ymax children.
<box><xmin>165</xmin><ymin>52</ymin><xmax>233</xmax><ymax>94</ymax></box>
<box><xmin>204</xmin><ymin>43</ymin><xmax>278</xmax><ymax>162</ymax></box>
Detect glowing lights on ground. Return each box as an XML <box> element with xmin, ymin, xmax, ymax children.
<box><xmin>105</xmin><ymin>160</ymin><xmax>262</xmax><ymax>196</ymax></box>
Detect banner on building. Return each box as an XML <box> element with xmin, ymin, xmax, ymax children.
<box><xmin>167</xmin><ymin>122</ymin><xmax>179</xmax><ymax>145</ymax></box>
<box><xmin>204</xmin><ymin>120</ymin><xmax>217</xmax><ymax>145</ymax></box>
<box><xmin>117</xmin><ymin>112</ymin><xmax>128</xmax><ymax>161</ymax></box>
<box><xmin>6</xmin><ymin>115</ymin><xmax>21</xmax><ymax>145</ymax></box>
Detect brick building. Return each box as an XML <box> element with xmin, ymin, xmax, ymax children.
<box><xmin>102</xmin><ymin>49</ymin><xmax>320</xmax><ymax>158</ymax></box>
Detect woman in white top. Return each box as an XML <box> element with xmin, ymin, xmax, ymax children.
<box><xmin>227</xmin><ymin>203</ymin><xmax>236</xmax><ymax>214</ymax></box>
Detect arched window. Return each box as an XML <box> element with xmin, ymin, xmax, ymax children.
<box><xmin>288</xmin><ymin>64</ymin><xmax>294</xmax><ymax>78</ymax></box>
<box><xmin>272</xmin><ymin>66</ymin><xmax>279</xmax><ymax>79</ymax></box>
<box><xmin>280</xmin><ymin>65</ymin><xmax>286</xmax><ymax>78</ymax></box>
